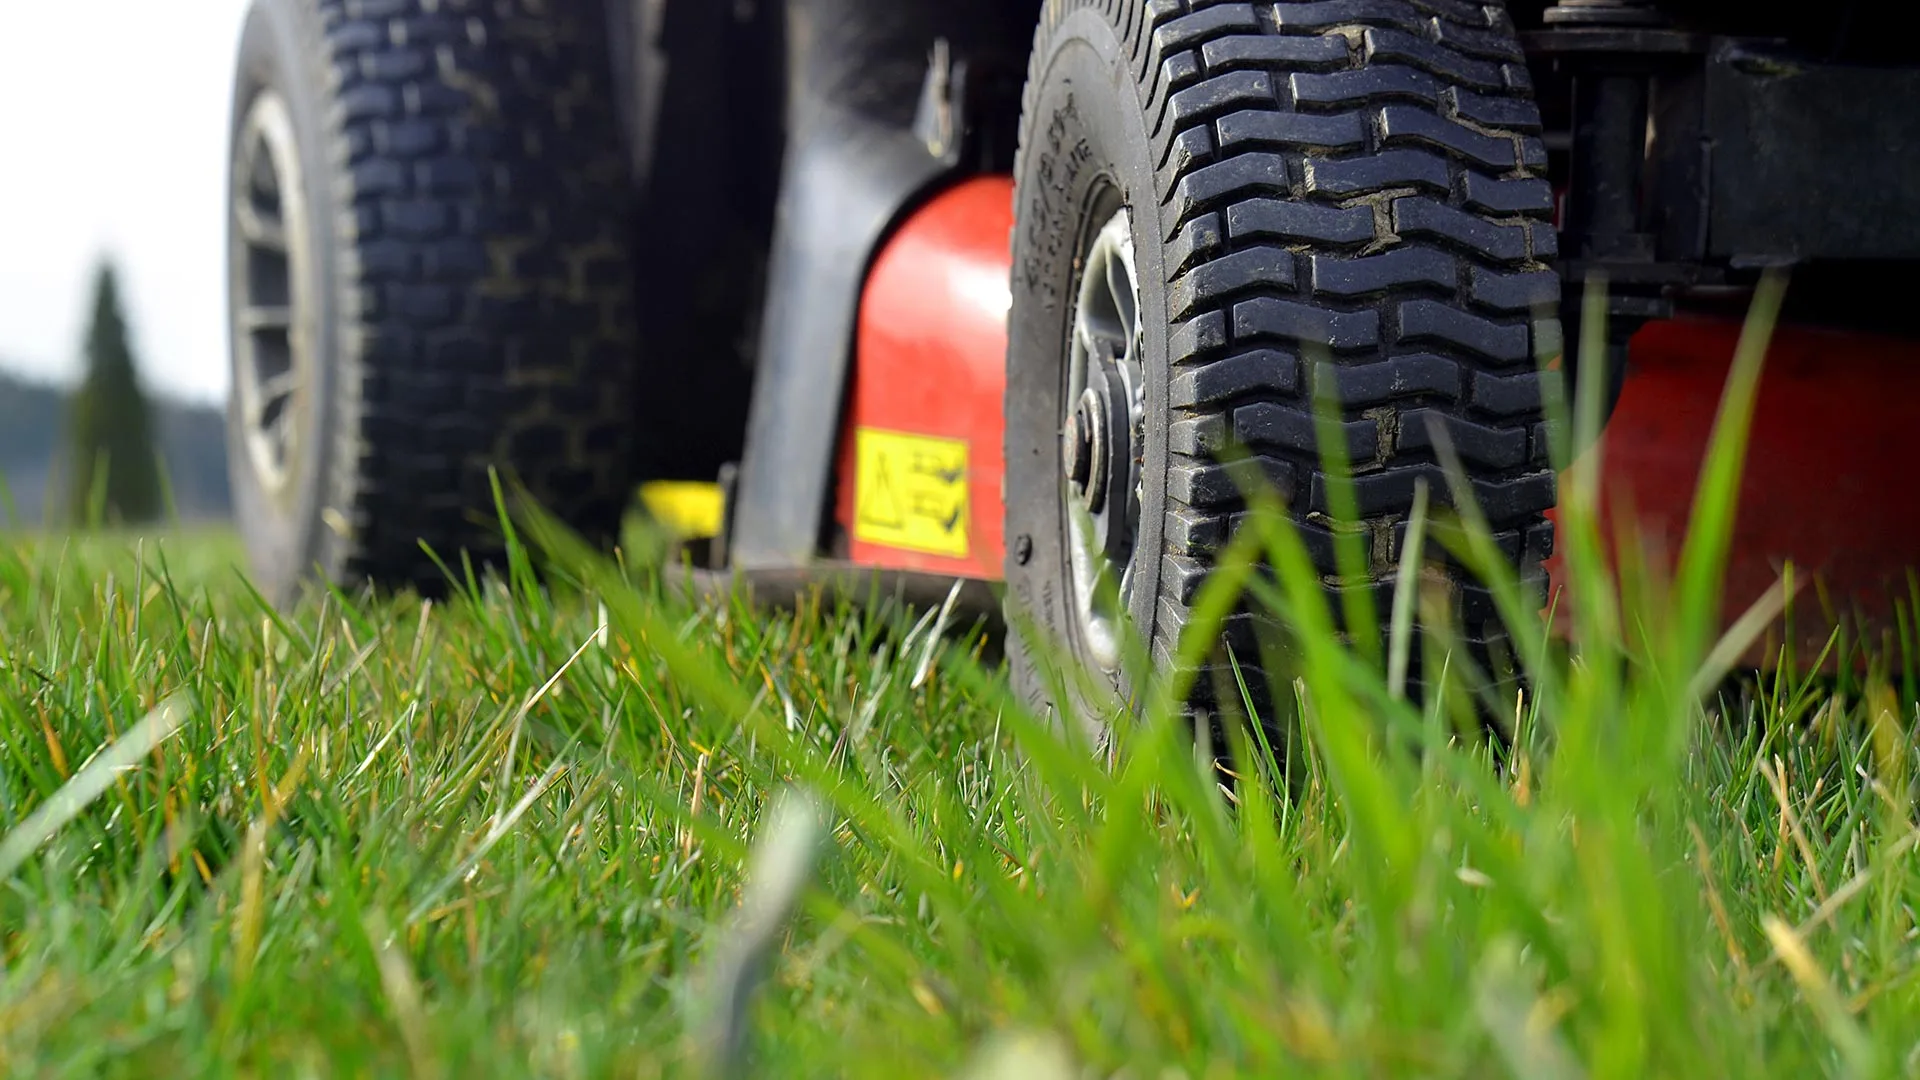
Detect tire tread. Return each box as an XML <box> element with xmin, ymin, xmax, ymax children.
<box><xmin>1015</xmin><ymin>0</ymin><xmax>1556</xmax><ymax>715</ymax></box>
<box><xmin>315</xmin><ymin>0</ymin><xmax>637</xmax><ymax>591</ymax></box>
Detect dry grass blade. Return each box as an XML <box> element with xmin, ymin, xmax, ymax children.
<box><xmin>695</xmin><ymin>787</ymin><xmax>829</xmax><ymax>1080</ymax></box>
<box><xmin>959</xmin><ymin>1031</ymin><xmax>1077</xmax><ymax>1080</ymax></box>
<box><xmin>1473</xmin><ymin>941</ymin><xmax>1587</xmax><ymax>1080</ymax></box>
<box><xmin>912</xmin><ymin>578</ymin><xmax>965</xmax><ymax>691</ymax></box>
<box><xmin>1689</xmin><ymin>819</ymin><xmax>1752</xmax><ymax>983</ymax></box>
<box><xmin>1760</xmin><ymin>755</ymin><xmax>1831</xmax><ymax>902</ymax></box>
<box><xmin>1762</xmin><ymin>916</ymin><xmax>1877</xmax><ymax>1078</ymax></box>
<box><xmin>232</xmin><ymin>743</ymin><xmax>314</xmax><ymax>991</ymax></box>
<box><xmin>1689</xmin><ymin>574</ymin><xmax>1797</xmax><ymax>701</ymax></box>
<box><xmin>1388</xmin><ymin>479</ymin><xmax>1431</xmax><ymax>701</ymax></box>
<box><xmin>364</xmin><ymin>909</ymin><xmax>443</xmax><ymax>1080</ymax></box>
<box><xmin>406</xmin><ymin>756</ymin><xmax>569</xmax><ymax>926</ymax></box>
<box><xmin>493</xmin><ymin>630</ymin><xmax>600</xmax><ymax>826</ymax></box>
<box><xmin>1748</xmin><ymin>825</ymin><xmax>1920</xmax><ymax>974</ymax></box>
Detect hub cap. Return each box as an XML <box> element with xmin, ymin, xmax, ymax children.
<box><xmin>230</xmin><ymin>89</ymin><xmax>313</xmax><ymax>502</ymax></box>
<box><xmin>1064</xmin><ymin>205</ymin><xmax>1145</xmax><ymax>672</ymax></box>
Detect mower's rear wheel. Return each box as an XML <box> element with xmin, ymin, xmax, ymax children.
<box><xmin>225</xmin><ymin>0</ymin><xmax>640</xmax><ymax>603</ymax></box>
<box><xmin>1004</xmin><ymin>0</ymin><xmax>1561</xmax><ymax>730</ymax></box>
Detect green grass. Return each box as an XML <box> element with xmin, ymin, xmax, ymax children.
<box><xmin>6</xmin><ymin>278</ymin><xmax>1920</xmax><ymax>1078</ymax></box>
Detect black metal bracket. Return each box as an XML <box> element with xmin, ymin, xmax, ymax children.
<box><xmin>1528</xmin><ymin>5</ymin><xmax>1702</xmax><ymax>416</ymax></box>
<box><xmin>1702</xmin><ymin>39</ymin><xmax>1920</xmax><ymax>263</ymax></box>
<box><xmin>726</xmin><ymin>0</ymin><xmax>1026</xmax><ymax>571</ymax></box>
<box><xmin>1528</xmin><ymin>3</ymin><xmax>1920</xmax><ymax>414</ymax></box>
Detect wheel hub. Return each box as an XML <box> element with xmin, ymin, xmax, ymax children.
<box><xmin>1062</xmin><ymin>202</ymin><xmax>1146</xmax><ymax>672</ymax></box>
<box><xmin>1063</xmin><ymin>392</ymin><xmax>1097</xmax><ymax>495</ymax></box>
<box><xmin>230</xmin><ymin>88</ymin><xmax>313</xmax><ymax>504</ymax></box>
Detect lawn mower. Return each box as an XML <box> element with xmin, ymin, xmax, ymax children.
<box><xmin>224</xmin><ymin>0</ymin><xmax>1920</xmax><ymax>712</ymax></box>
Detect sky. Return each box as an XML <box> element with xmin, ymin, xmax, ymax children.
<box><xmin>0</xmin><ymin>0</ymin><xmax>252</xmax><ymax>406</ymax></box>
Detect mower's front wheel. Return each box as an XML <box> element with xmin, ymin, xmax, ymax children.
<box><xmin>1004</xmin><ymin>0</ymin><xmax>1562</xmax><ymax>729</ymax></box>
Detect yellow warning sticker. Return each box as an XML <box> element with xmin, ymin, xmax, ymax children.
<box><xmin>853</xmin><ymin>427</ymin><xmax>970</xmax><ymax>559</ymax></box>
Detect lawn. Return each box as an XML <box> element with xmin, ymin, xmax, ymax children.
<box><xmin>5</xmin><ymin>286</ymin><xmax>1920</xmax><ymax>1078</ymax></box>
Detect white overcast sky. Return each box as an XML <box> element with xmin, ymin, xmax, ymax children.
<box><xmin>0</xmin><ymin>0</ymin><xmax>252</xmax><ymax>405</ymax></box>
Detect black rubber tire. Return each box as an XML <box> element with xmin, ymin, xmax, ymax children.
<box><xmin>225</xmin><ymin>0</ymin><xmax>639</xmax><ymax>604</ymax></box>
<box><xmin>1005</xmin><ymin>0</ymin><xmax>1560</xmax><ymax>723</ymax></box>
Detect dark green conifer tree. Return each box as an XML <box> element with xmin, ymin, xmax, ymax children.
<box><xmin>65</xmin><ymin>260</ymin><xmax>162</xmax><ymax>526</ymax></box>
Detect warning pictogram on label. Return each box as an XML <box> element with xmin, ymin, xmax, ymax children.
<box><xmin>853</xmin><ymin>428</ymin><xmax>970</xmax><ymax>559</ymax></box>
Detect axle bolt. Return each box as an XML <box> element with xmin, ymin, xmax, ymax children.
<box><xmin>1064</xmin><ymin>402</ymin><xmax>1093</xmax><ymax>491</ymax></box>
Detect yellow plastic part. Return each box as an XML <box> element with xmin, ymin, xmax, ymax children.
<box><xmin>638</xmin><ymin>481</ymin><xmax>724</xmax><ymax>540</ymax></box>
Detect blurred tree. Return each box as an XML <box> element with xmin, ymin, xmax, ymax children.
<box><xmin>64</xmin><ymin>260</ymin><xmax>163</xmax><ymax>526</ymax></box>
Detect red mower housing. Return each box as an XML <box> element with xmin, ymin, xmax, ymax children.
<box><xmin>837</xmin><ymin>176</ymin><xmax>1920</xmax><ymax>660</ymax></box>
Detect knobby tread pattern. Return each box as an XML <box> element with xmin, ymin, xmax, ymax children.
<box><xmin>312</xmin><ymin>0</ymin><xmax>638</xmax><ymax>591</ymax></box>
<box><xmin>1020</xmin><ymin>0</ymin><xmax>1558</xmax><ymax>712</ymax></box>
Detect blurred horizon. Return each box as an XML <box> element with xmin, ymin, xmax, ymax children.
<box><xmin>0</xmin><ymin>0</ymin><xmax>252</xmax><ymax>408</ymax></box>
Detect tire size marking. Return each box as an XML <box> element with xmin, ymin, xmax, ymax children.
<box><xmin>853</xmin><ymin>428</ymin><xmax>971</xmax><ymax>560</ymax></box>
<box><xmin>1021</xmin><ymin>92</ymin><xmax>1093</xmax><ymax>317</ymax></box>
